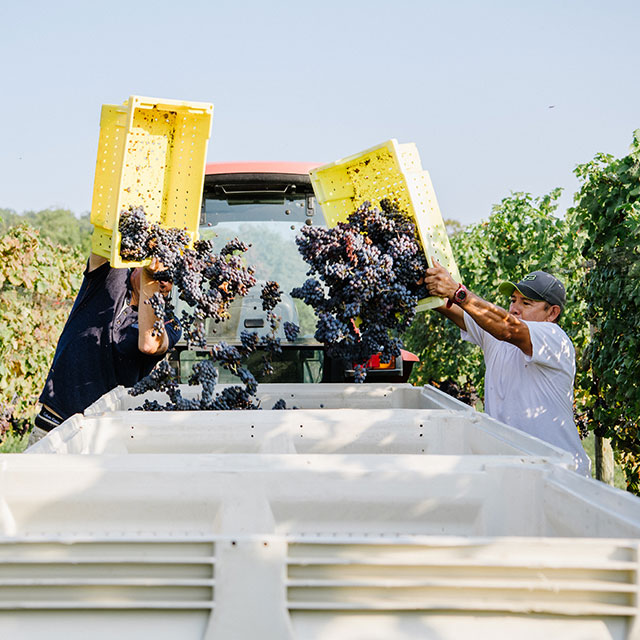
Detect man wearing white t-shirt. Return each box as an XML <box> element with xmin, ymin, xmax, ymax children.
<box><xmin>424</xmin><ymin>260</ymin><xmax>590</xmax><ymax>476</ymax></box>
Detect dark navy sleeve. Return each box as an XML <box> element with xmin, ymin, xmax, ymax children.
<box><xmin>165</xmin><ymin>315</ymin><xmax>182</xmax><ymax>349</ymax></box>
<box><xmin>112</xmin><ymin>308</ymin><xmax>139</xmax><ymax>357</ymax></box>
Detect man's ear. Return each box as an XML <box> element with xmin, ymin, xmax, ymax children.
<box><xmin>548</xmin><ymin>304</ymin><xmax>562</xmax><ymax>322</ymax></box>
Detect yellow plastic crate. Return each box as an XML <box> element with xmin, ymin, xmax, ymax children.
<box><xmin>309</xmin><ymin>139</ymin><xmax>460</xmax><ymax>310</ymax></box>
<box><xmin>90</xmin><ymin>95</ymin><xmax>213</xmax><ymax>268</ymax></box>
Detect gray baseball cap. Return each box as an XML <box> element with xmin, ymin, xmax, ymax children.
<box><xmin>498</xmin><ymin>271</ymin><xmax>566</xmax><ymax>309</ymax></box>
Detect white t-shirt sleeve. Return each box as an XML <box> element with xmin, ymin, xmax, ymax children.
<box><xmin>524</xmin><ymin>321</ymin><xmax>575</xmax><ymax>374</ymax></box>
<box><xmin>460</xmin><ymin>312</ymin><xmax>485</xmax><ymax>347</ymax></box>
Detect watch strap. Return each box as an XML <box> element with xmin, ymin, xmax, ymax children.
<box><xmin>446</xmin><ymin>283</ymin><xmax>466</xmax><ymax>308</ymax></box>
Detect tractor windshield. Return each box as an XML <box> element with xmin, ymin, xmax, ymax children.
<box><xmin>199</xmin><ymin>189</ymin><xmax>324</xmax><ymax>345</ymax></box>
<box><xmin>201</xmin><ymin>191</ymin><xmax>321</xmax><ymax>305</ymax></box>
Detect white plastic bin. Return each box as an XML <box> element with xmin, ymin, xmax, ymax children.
<box><xmin>10</xmin><ymin>382</ymin><xmax>639</xmax><ymax>638</ymax></box>
<box><xmin>0</xmin><ymin>455</ymin><xmax>639</xmax><ymax>639</ymax></box>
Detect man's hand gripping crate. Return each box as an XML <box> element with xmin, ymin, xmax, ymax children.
<box><xmin>309</xmin><ymin>139</ymin><xmax>460</xmax><ymax>310</ymax></box>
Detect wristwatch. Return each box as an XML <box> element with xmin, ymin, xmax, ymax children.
<box><xmin>446</xmin><ymin>283</ymin><xmax>469</xmax><ymax>308</ymax></box>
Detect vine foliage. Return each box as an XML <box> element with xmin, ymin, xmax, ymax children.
<box><xmin>570</xmin><ymin>131</ymin><xmax>640</xmax><ymax>492</ymax></box>
<box><xmin>0</xmin><ymin>224</ymin><xmax>83</xmax><ymax>441</ymax></box>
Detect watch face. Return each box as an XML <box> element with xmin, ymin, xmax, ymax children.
<box><xmin>456</xmin><ymin>288</ymin><xmax>467</xmax><ymax>302</ymax></box>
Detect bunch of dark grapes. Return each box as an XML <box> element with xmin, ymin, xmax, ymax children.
<box><xmin>220</xmin><ymin>238</ymin><xmax>250</xmax><ymax>256</ymax></box>
<box><xmin>260</xmin><ymin>281</ymin><xmax>290</xmax><ymax>374</ymax></box>
<box><xmin>188</xmin><ymin>340</ymin><xmax>262</xmax><ymax>411</ymax></box>
<box><xmin>152</xmin><ymin>226</ymin><xmax>192</xmax><ymax>272</ymax></box>
<box><xmin>145</xmin><ymin>292</ymin><xmax>168</xmax><ymax>337</ymax></box>
<box><xmin>130</xmin><ymin>360</ymin><xmax>179</xmax><ymax>399</ymax></box>
<box><xmin>283</xmin><ymin>321</ymin><xmax>300</xmax><ymax>342</ymax></box>
<box><xmin>120</xmin><ymin>208</ymin><xmax>292</xmax><ymax>410</ymax></box>
<box><xmin>353</xmin><ymin>364</ymin><xmax>367</xmax><ymax>384</ymax></box>
<box><xmin>118</xmin><ymin>209</ymin><xmax>257</xmax><ymax>348</ymax></box>
<box><xmin>291</xmin><ymin>199</ymin><xmax>428</xmax><ymax>382</ymax></box>
<box><xmin>189</xmin><ymin>360</ymin><xmax>218</xmax><ymax>407</ymax></box>
<box><xmin>172</xmin><ymin>238</ymin><xmax>257</xmax><ymax>331</ymax></box>
<box><xmin>210</xmin><ymin>385</ymin><xmax>257</xmax><ymax>411</ymax></box>
<box><xmin>260</xmin><ymin>281</ymin><xmax>282</xmax><ymax>311</ymax></box>
<box><xmin>118</xmin><ymin>206</ymin><xmax>151</xmax><ymax>261</ymax></box>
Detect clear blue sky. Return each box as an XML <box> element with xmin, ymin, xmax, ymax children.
<box><xmin>1</xmin><ymin>0</ymin><xmax>639</xmax><ymax>225</ymax></box>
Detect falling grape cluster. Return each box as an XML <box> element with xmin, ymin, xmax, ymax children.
<box><xmin>257</xmin><ymin>280</ymin><xmax>284</xmax><ymax>376</ymax></box>
<box><xmin>130</xmin><ymin>346</ymin><xmax>259</xmax><ymax>411</ymax></box>
<box><xmin>118</xmin><ymin>206</ymin><xmax>257</xmax><ymax>348</ymax></box>
<box><xmin>145</xmin><ymin>292</ymin><xmax>167</xmax><ymax>337</ymax></box>
<box><xmin>283</xmin><ymin>321</ymin><xmax>300</xmax><ymax>342</ymax></box>
<box><xmin>119</xmin><ymin>207</ymin><xmax>293</xmax><ymax>410</ymax></box>
<box><xmin>291</xmin><ymin>199</ymin><xmax>428</xmax><ymax>382</ymax></box>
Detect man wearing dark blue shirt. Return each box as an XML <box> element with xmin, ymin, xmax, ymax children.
<box><xmin>33</xmin><ymin>252</ymin><xmax>181</xmax><ymax>439</ymax></box>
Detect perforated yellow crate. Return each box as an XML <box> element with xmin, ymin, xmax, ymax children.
<box><xmin>90</xmin><ymin>95</ymin><xmax>213</xmax><ymax>268</ymax></box>
<box><xmin>309</xmin><ymin>139</ymin><xmax>460</xmax><ymax>310</ymax></box>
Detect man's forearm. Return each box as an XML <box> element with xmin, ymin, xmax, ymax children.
<box><xmin>434</xmin><ymin>292</ymin><xmax>519</xmax><ymax>339</ymax></box>
<box><xmin>424</xmin><ymin>258</ymin><xmax>531</xmax><ymax>354</ymax></box>
<box><xmin>457</xmin><ymin>291</ymin><xmax>532</xmax><ymax>355</ymax></box>
<box><xmin>457</xmin><ymin>291</ymin><xmax>522</xmax><ymax>343</ymax></box>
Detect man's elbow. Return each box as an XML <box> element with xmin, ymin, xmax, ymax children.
<box><xmin>500</xmin><ymin>322</ymin><xmax>532</xmax><ymax>355</ymax></box>
<box><xmin>138</xmin><ymin>338</ymin><xmax>168</xmax><ymax>356</ymax></box>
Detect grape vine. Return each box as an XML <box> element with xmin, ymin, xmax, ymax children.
<box><xmin>570</xmin><ymin>131</ymin><xmax>640</xmax><ymax>493</ymax></box>
<box><xmin>0</xmin><ymin>223</ymin><xmax>84</xmax><ymax>441</ymax></box>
